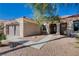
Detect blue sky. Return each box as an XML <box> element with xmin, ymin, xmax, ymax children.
<box><xmin>0</xmin><ymin>3</ymin><xmax>79</xmax><ymax>20</ymax></box>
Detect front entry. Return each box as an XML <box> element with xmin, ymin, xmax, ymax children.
<box><xmin>49</xmin><ymin>24</ymin><xmax>57</xmax><ymax>34</ymax></box>
<box><xmin>60</xmin><ymin>23</ymin><xmax>67</xmax><ymax>35</ymax></box>
<box><xmin>41</xmin><ymin>25</ymin><xmax>47</xmax><ymax>34</ymax></box>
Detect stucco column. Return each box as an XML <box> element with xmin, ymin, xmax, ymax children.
<box><xmin>56</xmin><ymin>23</ymin><xmax>60</xmax><ymax>35</ymax></box>
<box><xmin>67</xmin><ymin>21</ymin><xmax>73</xmax><ymax>32</ymax></box>
<box><xmin>4</xmin><ymin>24</ymin><xmax>6</xmax><ymax>35</ymax></box>
<box><xmin>67</xmin><ymin>21</ymin><xmax>73</xmax><ymax>36</ymax></box>
<box><xmin>46</xmin><ymin>24</ymin><xmax>50</xmax><ymax>34</ymax></box>
<box><xmin>44</xmin><ymin>23</ymin><xmax>50</xmax><ymax>34</ymax></box>
<box><xmin>19</xmin><ymin>18</ymin><xmax>24</xmax><ymax>37</ymax></box>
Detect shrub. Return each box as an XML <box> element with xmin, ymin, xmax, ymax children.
<box><xmin>0</xmin><ymin>33</ymin><xmax>6</xmax><ymax>45</ymax></box>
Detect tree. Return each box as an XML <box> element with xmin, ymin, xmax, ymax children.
<box><xmin>30</xmin><ymin>3</ymin><xmax>58</xmax><ymax>34</ymax></box>
<box><xmin>0</xmin><ymin>25</ymin><xmax>6</xmax><ymax>46</ymax></box>
<box><xmin>29</xmin><ymin>3</ymin><xmax>79</xmax><ymax>23</ymax></box>
<box><xmin>50</xmin><ymin>16</ymin><xmax>60</xmax><ymax>23</ymax></box>
<box><xmin>31</xmin><ymin>3</ymin><xmax>57</xmax><ymax>19</ymax></box>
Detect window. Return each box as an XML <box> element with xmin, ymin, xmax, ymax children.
<box><xmin>73</xmin><ymin>20</ymin><xmax>79</xmax><ymax>31</ymax></box>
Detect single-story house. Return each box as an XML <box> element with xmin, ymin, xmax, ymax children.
<box><xmin>42</xmin><ymin>14</ymin><xmax>79</xmax><ymax>35</ymax></box>
<box><xmin>3</xmin><ymin>17</ymin><xmax>41</xmax><ymax>38</ymax></box>
<box><xmin>0</xmin><ymin>14</ymin><xmax>79</xmax><ymax>38</ymax></box>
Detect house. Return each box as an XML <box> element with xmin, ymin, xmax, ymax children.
<box><xmin>0</xmin><ymin>14</ymin><xmax>79</xmax><ymax>38</ymax></box>
<box><xmin>42</xmin><ymin>14</ymin><xmax>79</xmax><ymax>35</ymax></box>
<box><xmin>3</xmin><ymin>17</ymin><xmax>41</xmax><ymax>38</ymax></box>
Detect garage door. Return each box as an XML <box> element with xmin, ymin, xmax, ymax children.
<box><xmin>8</xmin><ymin>25</ymin><xmax>20</xmax><ymax>36</ymax></box>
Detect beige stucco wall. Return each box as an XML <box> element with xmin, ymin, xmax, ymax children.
<box><xmin>23</xmin><ymin>20</ymin><xmax>40</xmax><ymax>37</ymax></box>
<box><xmin>60</xmin><ymin>16</ymin><xmax>79</xmax><ymax>32</ymax></box>
<box><xmin>16</xmin><ymin>18</ymin><xmax>24</xmax><ymax>37</ymax></box>
<box><xmin>17</xmin><ymin>18</ymin><xmax>40</xmax><ymax>37</ymax></box>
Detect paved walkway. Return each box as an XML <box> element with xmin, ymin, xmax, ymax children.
<box><xmin>23</xmin><ymin>35</ymin><xmax>65</xmax><ymax>49</ymax></box>
<box><xmin>2</xmin><ymin>34</ymin><xmax>65</xmax><ymax>50</ymax></box>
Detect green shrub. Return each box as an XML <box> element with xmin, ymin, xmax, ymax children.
<box><xmin>0</xmin><ymin>33</ymin><xmax>6</xmax><ymax>43</ymax></box>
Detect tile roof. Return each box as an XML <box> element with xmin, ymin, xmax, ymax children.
<box><xmin>60</xmin><ymin>14</ymin><xmax>79</xmax><ymax>19</ymax></box>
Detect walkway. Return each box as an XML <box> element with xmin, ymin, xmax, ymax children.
<box><xmin>23</xmin><ymin>34</ymin><xmax>65</xmax><ymax>49</ymax></box>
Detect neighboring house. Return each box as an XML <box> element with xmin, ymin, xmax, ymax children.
<box><xmin>3</xmin><ymin>17</ymin><xmax>41</xmax><ymax>38</ymax></box>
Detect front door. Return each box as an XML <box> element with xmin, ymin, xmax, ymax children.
<box><xmin>60</xmin><ymin>23</ymin><xmax>67</xmax><ymax>35</ymax></box>
<box><xmin>49</xmin><ymin>24</ymin><xmax>57</xmax><ymax>34</ymax></box>
<box><xmin>73</xmin><ymin>20</ymin><xmax>79</xmax><ymax>31</ymax></box>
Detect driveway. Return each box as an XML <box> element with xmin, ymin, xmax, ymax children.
<box><xmin>0</xmin><ymin>35</ymin><xmax>79</xmax><ymax>56</ymax></box>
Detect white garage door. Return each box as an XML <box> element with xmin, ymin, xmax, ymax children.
<box><xmin>8</xmin><ymin>25</ymin><xmax>20</xmax><ymax>36</ymax></box>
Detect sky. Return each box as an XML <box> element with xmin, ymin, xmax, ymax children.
<box><xmin>0</xmin><ymin>3</ymin><xmax>79</xmax><ymax>20</ymax></box>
